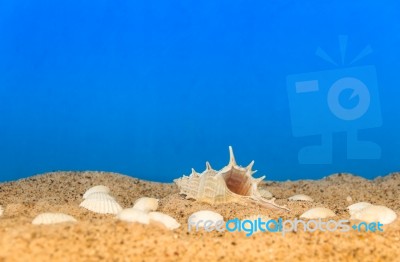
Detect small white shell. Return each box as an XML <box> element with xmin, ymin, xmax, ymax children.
<box><xmin>347</xmin><ymin>202</ymin><xmax>373</xmax><ymax>216</ymax></box>
<box><xmin>133</xmin><ymin>197</ymin><xmax>159</xmax><ymax>213</ymax></box>
<box><xmin>350</xmin><ymin>205</ymin><xmax>397</xmax><ymax>225</ymax></box>
<box><xmin>116</xmin><ymin>208</ymin><xmax>149</xmax><ymax>224</ymax></box>
<box><xmin>83</xmin><ymin>185</ymin><xmax>110</xmax><ymax>199</ymax></box>
<box><xmin>149</xmin><ymin>212</ymin><xmax>181</xmax><ymax>230</ymax></box>
<box><xmin>32</xmin><ymin>213</ymin><xmax>77</xmax><ymax>225</ymax></box>
<box><xmin>188</xmin><ymin>210</ymin><xmax>224</xmax><ymax>228</ymax></box>
<box><xmin>0</xmin><ymin>205</ymin><xmax>3</xmax><ymax>217</ymax></box>
<box><xmin>80</xmin><ymin>198</ymin><xmax>122</xmax><ymax>214</ymax></box>
<box><xmin>258</xmin><ymin>188</ymin><xmax>273</xmax><ymax>199</ymax></box>
<box><xmin>346</xmin><ymin>196</ymin><xmax>353</xmax><ymax>202</ymax></box>
<box><xmin>85</xmin><ymin>192</ymin><xmax>115</xmax><ymax>201</ymax></box>
<box><xmin>288</xmin><ymin>194</ymin><xmax>313</xmax><ymax>202</ymax></box>
<box><xmin>300</xmin><ymin>207</ymin><xmax>336</xmax><ymax>219</ymax></box>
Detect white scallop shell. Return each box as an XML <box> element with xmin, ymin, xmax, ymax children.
<box><xmin>79</xmin><ymin>198</ymin><xmax>122</xmax><ymax>214</ymax></box>
<box><xmin>288</xmin><ymin>194</ymin><xmax>313</xmax><ymax>202</ymax></box>
<box><xmin>0</xmin><ymin>205</ymin><xmax>3</xmax><ymax>217</ymax></box>
<box><xmin>32</xmin><ymin>213</ymin><xmax>77</xmax><ymax>225</ymax></box>
<box><xmin>350</xmin><ymin>205</ymin><xmax>397</xmax><ymax>225</ymax></box>
<box><xmin>85</xmin><ymin>192</ymin><xmax>115</xmax><ymax>201</ymax></box>
<box><xmin>347</xmin><ymin>202</ymin><xmax>373</xmax><ymax>216</ymax></box>
<box><xmin>300</xmin><ymin>207</ymin><xmax>336</xmax><ymax>219</ymax></box>
<box><xmin>149</xmin><ymin>212</ymin><xmax>181</xmax><ymax>230</ymax></box>
<box><xmin>116</xmin><ymin>208</ymin><xmax>149</xmax><ymax>224</ymax></box>
<box><xmin>83</xmin><ymin>185</ymin><xmax>110</xmax><ymax>199</ymax></box>
<box><xmin>133</xmin><ymin>197</ymin><xmax>159</xmax><ymax>213</ymax></box>
<box><xmin>188</xmin><ymin>210</ymin><xmax>224</xmax><ymax>228</ymax></box>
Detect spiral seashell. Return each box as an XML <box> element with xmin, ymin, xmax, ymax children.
<box><xmin>133</xmin><ymin>197</ymin><xmax>159</xmax><ymax>213</ymax></box>
<box><xmin>83</xmin><ymin>185</ymin><xmax>110</xmax><ymax>199</ymax></box>
<box><xmin>116</xmin><ymin>208</ymin><xmax>150</xmax><ymax>224</ymax></box>
<box><xmin>300</xmin><ymin>207</ymin><xmax>336</xmax><ymax>219</ymax></box>
<box><xmin>80</xmin><ymin>198</ymin><xmax>122</xmax><ymax>214</ymax></box>
<box><xmin>32</xmin><ymin>213</ymin><xmax>77</xmax><ymax>225</ymax></box>
<box><xmin>174</xmin><ymin>146</ymin><xmax>289</xmax><ymax>211</ymax></box>
<box><xmin>149</xmin><ymin>212</ymin><xmax>181</xmax><ymax>230</ymax></box>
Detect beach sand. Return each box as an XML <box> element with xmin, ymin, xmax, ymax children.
<box><xmin>0</xmin><ymin>171</ymin><xmax>399</xmax><ymax>261</ymax></box>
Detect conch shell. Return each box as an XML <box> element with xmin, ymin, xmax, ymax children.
<box><xmin>174</xmin><ymin>146</ymin><xmax>289</xmax><ymax>211</ymax></box>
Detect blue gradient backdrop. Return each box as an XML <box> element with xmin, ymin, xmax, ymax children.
<box><xmin>0</xmin><ymin>1</ymin><xmax>399</xmax><ymax>182</ymax></box>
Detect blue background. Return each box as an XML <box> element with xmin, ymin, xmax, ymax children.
<box><xmin>0</xmin><ymin>1</ymin><xmax>399</xmax><ymax>182</ymax></box>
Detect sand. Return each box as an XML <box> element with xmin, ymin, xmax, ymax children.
<box><xmin>0</xmin><ymin>171</ymin><xmax>399</xmax><ymax>261</ymax></box>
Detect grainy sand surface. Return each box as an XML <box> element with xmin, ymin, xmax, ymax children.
<box><xmin>0</xmin><ymin>171</ymin><xmax>399</xmax><ymax>261</ymax></box>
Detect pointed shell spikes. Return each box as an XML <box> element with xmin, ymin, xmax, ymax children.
<box><xmin>246</xmin><ymin>160</ymin><xmax>255</xmax><ymax>172</ymax></box>
<box><xmin>206</xmin><ymin>161</ymin><xmax>213</xmax><ymax>171</ymax></box>
<box><xmin>228</xmin><ymin>146</ymin><xmax>237</xmax><ymax>167</ymax></box>
<box><xmin>174</xmin><ymin>146</ymin><xmax>289</xmax><ymax>212</ymax></box>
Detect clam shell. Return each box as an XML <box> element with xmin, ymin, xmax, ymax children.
<box><xmin>32</xmin><ymin>213</ymin><xmax>77</xmax><ymax>225</ymax></box>
<box><xmin>116</xmin><ymin>208</ymin><xmax>149</xmax><ymax>224</ymax></box>
<box><xmin>149</xmin><ymin>212</ymin><xmax>181</xmax><ymax>230</ymax></box>
<box><xmin>174</xmin><ymin>146</ymin><xmax>289</xmax><ymax>211</ymax></box>
<box><xmin>0</xmin><ymin>205</ymin><xmax>3</xmax><ymax>217</ymax></box>
<box><xmin>85</xmin><ymin>192</ymin><xmax>115</xmax><ymax>201</ymax></box>
<box><xmin>288</xmin><ymin>194</ymin><xmax>313</xmax><ymax>202</ymax></box>
<box><xmin>350</xmin><ymin>205</ymin><xmax>397</xmax><ymax>225</ymax></box>
<box><xmin>188</xmin><ymin>210</ymin><xmax>224</xmax><ymax>228</ymax></box>
<box><xmin>300</xmin><ymin>207</ymin><xmax>336</xmax><ymax>219</ymax></box>
<box><xmin>83</xmin><ymin>185</ymin><xmax>110</xmax><ymax>199</ymax></box>
<box><xmin>133</xmin><ymin>197</ymin><xmax>159</xmax><ymax>213</ymax></box>
<box><xmin>347</xmin><ymin>202</ymin><xmax>373</xmax><ymax>216</ymax></box>
<box><xmin>258</xmin><ymin>188</ymin><xmax>273</xmax><ymax>199</ymax></box>
<box><xmin>80</xmin><ymin>198</ymin><xmax>122</xmax><ymax>214</ymax></box>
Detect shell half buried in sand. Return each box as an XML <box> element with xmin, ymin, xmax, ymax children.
<box><xmin>80</xmin><ymin>198</ymin><xmax>122</xmax><ymax>214</ymax></box>
<box><xmin>32</xmin><ymin>213</ymin><xmax>77</xmax><ymax>225</ymax></box>
<box><xmin>83</xmin><ymin>185</ymin><xmax>111</xmax><ymax>199</ymax></box>
<box><xmin>149</xmin><ymin>212</ymin><xmax>181</xmax><ymax>230</ymax></box>
<box><xmin>133</xmin><ymin>197</ymin><xmax>159</xmax><ymax>213</ymax></box>
<box><xmin>188</xmin><ymin>210</ymin><xmax>224</xmax><ymax>228</ymax></box>
<box><xmin>116</xmin><ymin>208</ymin><xmax>150</xmax><ymax>224</ymax></box>
<box><xmin>300</xmin><ymin>207</ymin><xmax>336</xmax><ymax>219</ymax></box>
<box><xmin>350</xmin><ymin>205</ymin><xmax>397</xmax><ymax>225</ymax></box>
<box><xmin>174</xmin><ymin>146</ymin><xmax>289</xmax><ymax>211</ymax></box>
<box><xmin>288</xmin><ymin>194</ymin><xmax>313</xmax><ymax>202</ymax></box>
<box><xmin>347</xmin><ymin>202</ymin><xmax>373</xmax><ymax>216</ymax></box>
